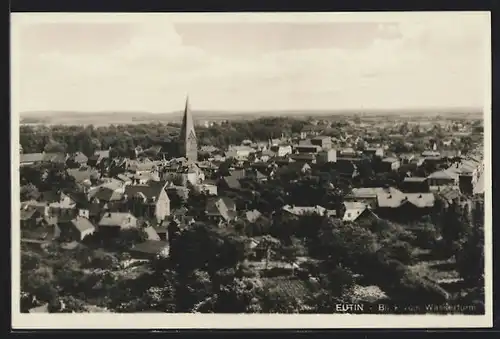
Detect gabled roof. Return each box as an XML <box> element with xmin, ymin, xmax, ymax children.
<box><xmin>67</xmin><ymin>167</ymin><xmax>99</xmax><ymax>184</ymax></box>
<box><xmin>221</xmin><ymin>175</ymin><xmax>241</xmax><ymax>190</ymax></box>
<box><xmin>92</xmin><ymin>187</ymin><xmax>124</xmax><ymax>202</ymax></box>
<box><xmin>245</xmin><ymin>209</ymin><xmax>262</xmax><ymax>223</ymax></box>
<box><xmin>144</xmin><ymin>226</ymin><xmax>161</xmax><ymax>241</ymax></box>
<box><xmin>98</xmin><ymin>212</ymin><xmax>137</xmax><ymax>227</ymax></box>
<box><xmin>405</xmin><ymin>193</ymin><xmax>435</xmax><ymax>208</ymax></box>
<box><xmin>427</xmin><ymin>170</ymin><xmax>458</xmax><ymax>180</ymax></box>
<box><xmin>68</xmin><ymin>216</ymin><xmax>96</xmax><ymax>233</ymax></box>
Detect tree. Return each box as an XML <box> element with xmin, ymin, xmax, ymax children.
<box><xmin>20</xmin><ymin>183</ymin><xmax>40</xmax><ymax>201</ymax></box>
<box><xmin>456</xmin><ymin>216</ymin><xmax>484</xmax><ymax>286</ymax></box>
<box><xmin>440</xmin><ymin>202</ymin><xmax>471</xmax><ymax>256</ymax></box>
<box><xmin>44</xmin><ymin>140</ymin><xmax>66</xmax><ymax>153</ymax></box>
<box><xmin>259</xmin><ymin>235</ymin><xmax>280</xmax><ymax>270</ymax></box>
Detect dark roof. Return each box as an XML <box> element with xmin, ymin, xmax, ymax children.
<box><xmin>124</xmin><ymin>182</ymin><xmax>166</xmax><ymax>201</ymax></box>
<box><xmin>290</xmin><ymin>153</ymin><xmax>316</xmax><ymax>161</ymax></box>
<box><xmin>67</xmin><ymin>167</ymin><xmax>99</xmax><ymax>184</ymax></box>
<box><xmin>206</xmin><ymin>197</ymin><xmax>237</xmax><ymax>221</ymax></box>
<box><xmin>131</xmin><ymin>240</ymin><xmax>168</xmax><ymax>254</ymax></box>
<box><xmin>222</xmin><ymin>175</ymin><xmax>242</xmax><ymax>190</ymax></box>
<box><xmin>93</xmin><ymin>187</ymin><xmax>123</xmax><ymax>202</ymax></box>
<box><xmin>38</xmin><ymin>190</ymin><xmax>67</xmax><ymax>203</ymax></box>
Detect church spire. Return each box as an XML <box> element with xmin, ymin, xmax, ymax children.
<box><xmin>179</xmin><ymin>95</ymin><xmax>198</xmax><ymax>162</ymax></box>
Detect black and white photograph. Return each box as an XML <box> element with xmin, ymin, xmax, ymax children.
<box><xmin>11</xmin><ymin>12</ymin><xmax>492</xmax><ymax>328</ymax></box>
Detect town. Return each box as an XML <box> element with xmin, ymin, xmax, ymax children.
<box><xmin>19</xmin><ymin>98</ymin><xmax>485</xmax><ymax>314</ymax></box>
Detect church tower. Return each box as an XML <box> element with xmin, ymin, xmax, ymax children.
<box><xmin>179</xmin><ymin>96</ymin><xmax>198</xmax><ymax>162</ymax></box>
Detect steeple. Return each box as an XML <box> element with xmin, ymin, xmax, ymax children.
<box><xmin>179</xmin><ymin>96</ymin><xmax>198</xmax><ymax>162</ymax></box>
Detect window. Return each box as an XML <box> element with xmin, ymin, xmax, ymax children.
<box><xmin>347</xmin><ymin>213</ymin><xmax>351</xmax><ymax>218</ymax></box>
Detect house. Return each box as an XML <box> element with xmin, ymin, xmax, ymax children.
<box><xmin>290</xmin><ymin>153</ymin><xmax>317</xmax><ymax>164</ymax></box>
<box><xmin>115</xmin><ymin>173</ymin><xmax>133</xmax><ymax>185</ymax></box>
<box><xmin>143</xmin><ymin>226</ymin><xmax>161</xmax><ymax>241</ymax></box>
<box><xmin>89</xmin><ymin>185</ymin><xmax>125</xmax><ymax>212</ymax></box>
<box><xmin>205</xmin><ymin>197</ymin><xmax>238</xmax><ymax>224</ymax></box>
<box><xmin>399</xmin><ymin>153</ymin><xmax>415</xmax><ymax>164</ymax></box>
<box><xmin>66</xmin><ymin>152</ymin><xmax>88</xmax><ymax>167</ymax></box>
<box><xmin>364</xmin><ymin>147</ymin><xmax>384</xmax><ymax>158</ymax></box>
<box><xmin>311</xmin><ymin>136</ymin><xmax>332</xmax><ymax>150</ymax></box>
<box><xmin>269</xmin><ymin>145</ymin><xmax>293</xmax><ymax>157</ymax></box>
<box><xmin>225</xmin><ymin>146</ymin><xmax>255</xmax><ymax>160</ymax></box>
<box><xmin>219</xmin><ymin>173</ymin><xmax>243</xmax><ymax>192</ymax></box>
<box><xmin>244</xmin><ymin>209</ymin><xmax>262</xmax><ymax>223</ymax></box>
<box><xmin>316</xmin><ymin>149</ymin><xmax>337</xmax><ymax>164</ymax></box>
<box><xmin>345</xmin><ymin>187</ymin><xmax>404</xmax><ymax>209</ymax></box>
<box><xmin>20</xmin><ymin>153</ymin><xmax>45</xmax><ymax>167</ymax></box>
<box><xmin>124</xmin><ymin>181</ymin><xmax>170</xmax><ymax>223</ymax></box>
<box><xmin>194</xmin><ymin>180</ymin><xmax>218</xmax><ymax>196</ymax></box>
<box><xmin>339</xmin><ymin>148</ymin><xmax>357</xmax><ymax>157</ymax></box>
<box><xmin>380</xmin><ymin>157</ymin><xmax>401</xmax><ymax>172</ymax></box>
<box><xmin>282</xmin><ymin>205</ymin><xmax>335</xmax><ymax>217</ymax></box>
<box><xmin>294</xmin><ymin>142</ymin><xmax>321</xmax><ymax>154</ymax></box>
<box><xmin>274</xmin><ymin>162</ymin><xmax>311</xmax><ymax>179</ymax></box>
<box><xmin>67</xmin><ymin>167</ymin><xmax>100</xmax><ymax>187</ymax></box>
<box><xmin>400</xmin><ymin>177</ymin><xmax>429</xmax><ymax>193</ymax></box>
<box><xmin>126</xmin><ymin>159</ymin><xmax>157</xmax><ymax>174</ymax></box>
<box><xmin>131</xmin><ymin>171</ymin><xmax>161</xmax><ymax>185</ymax></box>
<box><xmin>427</xmin><ymin>170</ymin><xmax>459</xmax><ymax>190</ymax></box>
<box><xmin>422</xmin><ymin>150</ymin><xmax>440</xmax><ymax>158</ymax></box>
<box><xmin>21</xmin><ymin>223</ymin><xmax>61</xmax><ymax>248</ymax></box>
<box><xmin>97</xmin><ymin>212</ymin><xmax>138</xmax><ymax>237</ymax></box>
<box><xmin>375</xmin><ymin>190</ymin><xmax>435</xmax><ymax>221</ymax></box>
<box><xmin>129</xmin><ymin>240</ymin><xmax>169</xmax><ymax>260</ymax></box>
<box><xmin>20</xmin><ymin>206</ymin><xmax>44</xmax><ymax>229</ymax></box>
<box><xmin>180</xmin><ymin>162</ymin><xmax>205</xmax><ymax>186</ymax></box>
<box><xmin>57</xmin><ymin>215</ymin><xmax>96</xmax><ymax>242</ymax></box>
<box><xmin>300</xmin><ymin>125</ymin><xmax>323</xmax><ymax>139</ymax></box>
<box><xmin>87</xmin><ymin>150</ymin><xmax>110</xmax><ymax>167</ymax></box>
<box><xmin>38</xmin><ymin>190</ymin><xmax>77</xmax><ymax>216</ymax></box>
<box><xmin>342</xmin><ymin>202</ymin><xmax>376</xmax><ymax>223</ymax></box>
<box><xmin>436</xmin><ymin>186</ymin><xmax>464</xmax><ymax>207</ymax></box>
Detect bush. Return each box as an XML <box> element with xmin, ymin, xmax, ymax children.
<box><xmin>387</xmin><ymin>241</ymin><xmax>414</xmax><ymax>265</ymax></box>
<box><xmin>88</xmin><ymin>250</ymin><xmax>119</xmax><ymax>270</ymax></box>
<box><xmin>387</xmin><ymin>272</ymin><xmax>449</xmax><ymax>304</ymax></box>
<box><xmin>411</xmin><ymin>224</ymin><xmax>440</xmax><ymax>249</ymax></box>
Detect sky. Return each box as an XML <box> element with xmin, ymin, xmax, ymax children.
<box><xmin>11</xmin><ymin>12</ymin><xmax>490</xmax><ymax>113</ymax></box>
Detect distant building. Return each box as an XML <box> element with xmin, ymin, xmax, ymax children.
<box><xmin>178</xmin><ymin>96</ymin><xmax>198</xmax><ymax>162</ymax></box>
<box><xmin>311</xmin><ymin>136</ymin><xmax>332</xmax><ymax>150</ymax></box>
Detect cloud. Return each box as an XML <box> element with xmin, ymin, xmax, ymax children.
<box><xmin>12</xmin><ymin>13</ymin><xmax>489</xmax><ymax>113</ymax></box>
